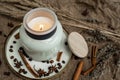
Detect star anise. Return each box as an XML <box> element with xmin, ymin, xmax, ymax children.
<box><xmin>37</xmin><ymin>69</ymin><xmax>46</xmax><ymax>77</ymax></box>
<box><xmin>14</xmin><ymin>61</ymin><xmax>23</xmax><ymax>68</ymax></box>
<box><xmin>48</xmin><ymin>65</ymin><xmax>58</xmax><ymax>73</ymax></box>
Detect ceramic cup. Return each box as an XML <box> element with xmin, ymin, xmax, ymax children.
<box><xmin>19</xmin><ymin>8</ymin><xmax>63</xmax><ymax>61</ymax></box>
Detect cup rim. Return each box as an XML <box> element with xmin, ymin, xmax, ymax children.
<box><xmin>23</xmin><ymin>8</ymin><xmax>57</xmax><ymax>35</ymax></box>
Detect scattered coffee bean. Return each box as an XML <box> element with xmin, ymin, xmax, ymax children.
<box><xmin>10</xmin><ymin>56</ymin><xmax>14</xmax><ymax>59</ymax></box>
<box><xmin>62</xmin><ymin>60</ymin><xmax>65</xmax><ymax>64</ymax></box>
<box><xmin>55</xmin><ymin>69</ymin><xmax>59</xmax><ymax>73</ymax></box>
<box><xmin>9</xmin><ymin>49</ymin><xmax>13</xmax><ymax>52</ymax></box>
<box><xmin>14</xmin><ymin>58</ymin><xmax>17</xmax><ymax>62</ymax></box>
<box><xmin>3</xmin><ymin>34</ymin><xmax>7</xmax><ymax>37</ymax></box>
<box><xmin>18</xmin><ymin>69</ymin><xmax>23</xmax><ymax>73</ymax></box>
<box><xmin>57</xmin><ymin>63</ymin><xmax>61</xmax><ymax>66</ymax></box>
<box><xmin>58</xmin><ymin>65</ymin><xmax>62</xmax><ymax>69</ymax></box>
<box><xmin>19</xmin><ymin>69</ymin><xmax>27</xmax><ymax>74</ymax></box>
<box><xmin>81</xmin><ymin>9</ymin><xmax>89</xmax><ymax>16</ymax></box>
<box><xmin>10</xmin><ymin>45</ymin><xmax>13</xmax><ymax>48</ymax></box>
<box><xmin>47</xmin><ymin>60</ymin><xmax>49</xmax><ymax>64</ymax></box>
<box><xmin>22</xmin><ymin>69</ymin><xmax>27</xmax><ymax>74</ymax></box>
<box><xmin>18</xmin><ymin>68</ymin><xmax>27</xmax><ymax>74</ymax></box>
<box><xmin>41</xmin><ymin>60</ymin><xmax>46</xmax><ymax>63</ymax></box>
<box><xmin>23</xmin><ymin>70</ymin><xmax>27</xmax><ymax>74</ymax></box>
<box><xmin>19</xmin><ymin>47</ymin><xmax>23</xmax><ymax>50</ymax></box>
<box><xmin>22</xmin><ymin>69</ymin><xmax>25</xmax><ymax>71</ymax></box>
<box><xmin>0</xmin><ymin>31</ymin><xmax>2</xmax><ymax>35</ymax></box>
<box><xmin>57</xmin><ymin>63</ymin><xmax>62</xmax><ymax>69</ymax></box>
<box><xmin>3</xmin><ymin>72</ymin><xmax>10</xmax><ymax>76</ymax></box>
<box><xmin>50</xmin><ymin>60</ymin><xmax>54</xmax><ymax>64</ymax></box>
<box><xmin>28</xmin><ymin>58</ymin><xmax>32</xmax><ymax>61</ymax></box>
<box><xmin>7</xmin><ymin>22</ymin><xmax>14</xmax><ymax>28</ymax></box>
<box><xmin>65</xmin><ymin>41</ymin><xmax>68</xmax><ymax>45</ymax></box>
<box><xmin>44</xmin><ymin>73</ymin><xmax>49</xmax><ymax>76</ymax></box>
<box><xmin>13</xmin><ymin>41</ymin><xmax>16</xmax><ymax>44</ymax></box>
<box><xmin>108</xmin><ymin>24</ymin><xmax>115</xmax><ymax>30</ymax></box>
<box><xmin>0</xmin><ymin>59</ymin><xmax>2</xmax><ymax>66</ymax></box>
<box><xmin>41</xmin><ymin>61</ymin><xmax>46</xmax><ymax>63</ymax></box>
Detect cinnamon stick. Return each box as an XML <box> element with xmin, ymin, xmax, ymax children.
<box><xmin>82</xmin><ymin>66</ymin><xmax>96</xmax><ymax>76</ymax></box>
<box><xmin>73</xmin><ymin>61</ymin><xmax>84</xmax><ymax>80</ymax></box>
<box><xmin>14</xmin><ymin>32</ymin><xmax>20</xmax><ymax>39</ymax></box>
<box><xmin>18</xmin><ymin>50</ymin><xmax>39</xmax><ymax>77</ymax></box>
<box><xmin>92</xmin><ymin>57</ymin><xmax>96</xmax><ymax>66</ymax></box>
<box><xmin>56</xmin><ymin>51</ymin><xmax>63</xmax><ymax>61</ymax></box>
<box><xmin>81</xmin><ymin>44</ymin><xmax>98</xmax><ymax>76</ymax></box>
<box><xmin>91</xmin><ymin>45</ymin><xmax>98</xmax><ymax>66</ymax></box>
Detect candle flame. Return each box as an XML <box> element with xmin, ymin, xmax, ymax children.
<box><xmin>39</xmin><ymin>24</ymin><xmax>44</xmax><ymax>30</ymax></box>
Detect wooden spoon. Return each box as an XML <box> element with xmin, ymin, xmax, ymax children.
<box><xmin>68</xmin><ymin>32</ymin><xmax>89</xmax><ymax>80</ymax></box>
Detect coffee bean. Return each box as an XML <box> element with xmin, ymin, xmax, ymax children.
<box><xmin>3</xmin><ymin>72</ymin><xmax>10</xmax><ymax>76</ymax></box>
<box><xmin>41</xmin><ymin>60</ymin><xmax>46</xmax><ymax>63</ymax></box>
<box><xmin>62</xmin><ymin>60</ymin><xmax>65</xmax><ymax>64</ymax></box>
<box><xmin>44</xmin><ymin>73</ymin><xmax>49</xmax><ymax>76</ymax></box>
<box><xmin>65</xmin><ymin>41</ymin><xmax>68</xmax><ymax>45</ymax></box>
<box><xmin>47</xmin><ymin>60</ymin><xmax>49</xmax><ymax>64</ymax></box>
<box><xmin>0</xmin><ymin>59</ymin><xmax>2</xmax><ymax>66</ymax></box>
<box><xmin>0</xmin><ymin>31</ymin><xmax>2</xmax><ymax>35</ymax></box>
<box><xmin>9</xmin><ymin>49</ymin><xmax>13</xmax><ymax>52</ymax></box>
<box><xmin>81</xmin><ymin>9</ymin><xmax>89</xmax><ymax>16</ymax></box>
<box><xmin>57</xmin><ymin>63</ymin><xmax>62</xmax><ymax>69</ymax></box>
<box><xmin>19</xmin><ymin>47</ymin><xmax>23</xmax><ymax>50</ymax></box>
<box><xmin>28</xmin><ymin>58</ymin><xmax>32</xmax><ymax>61</ymax></box>
<box><xmin>10</xmin><ymin>45</ymin><xmax>13</xmax><ymax>48</ymax></box>
<box><xmin>23</xmin><ymin>70</ymin><xmax>27</xmax><ymax>74</ymax></box>
<box><xmin>3</xmin><ymin>34</ymin><xmax>7</xmax><ymax>37</ymax></box>
<box><xmin>108</xmin><ymin>24</ymin><xmax>115</xmax><ymax>30</ymax></box>
<box><xmin>57</xmin><ymin>63</ymin><xmax>61</xmax><ymax>66</ymax></box>
<box><xmin>58</xmin><ymin>65</ymin><xmax>62</xmax><ymax>69</ymax></box>
<box><xmin>13</xmin><ymin>41</ymin><xmax>16</xmax><ymax>44</ymax></box>
<box><xmin>55</xmin><ymin>69</ymin><xmax>59</xmax><ymax>73</ymax></box>
<box><xmin>10</xmin><ymin>56</ymin><xmax>14</xmax><ymax>59</ymax></box>
<box><xmin>14</xmin><ymin>58</ymin><xmax>17</xmax><ymax>62</ymax></box>
<box><xmin>22</xmin><ymin>69</ymin><xmax>27</xmax><ymax>74</ymax></box>
<box><xmin>7</xmin><ymin>22</ymin><xmax>14</xmax><ymax>28</ymax></box>
<box><xmin>50</xmin><ymin>60</ymin><xmax>54</xmax><ymax>64</ymax></box>
<box><xmin>18</xmin><ymin>69</ymin><xmax>23</xmax><ymax>73</ymax></box>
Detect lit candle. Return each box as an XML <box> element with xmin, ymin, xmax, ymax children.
<box><xmin>28</xmin><ymin>17</ymin><xmax>54</xmax><ymax>32</ymax></box>
<box><xmin>23</xmin><ymin>8</ymin><xmax>57</xmax><ymax>40</ymax></box>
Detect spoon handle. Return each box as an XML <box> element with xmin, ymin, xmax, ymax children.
<box><xmin>73</xmin><ymin>61</ymin><xmax>84</xmax><ymax>80</ymax></box>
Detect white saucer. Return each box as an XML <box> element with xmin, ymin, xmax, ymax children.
<box><xmin>4</xmin><ymin>25</ymin><xmax>72</xmax><ymax>79</ymax></box>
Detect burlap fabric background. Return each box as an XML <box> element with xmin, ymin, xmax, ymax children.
<box><xmin>0</xmin><ymin>0</ymin><xmax>120</xmax><ymax>80</ymax></box>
